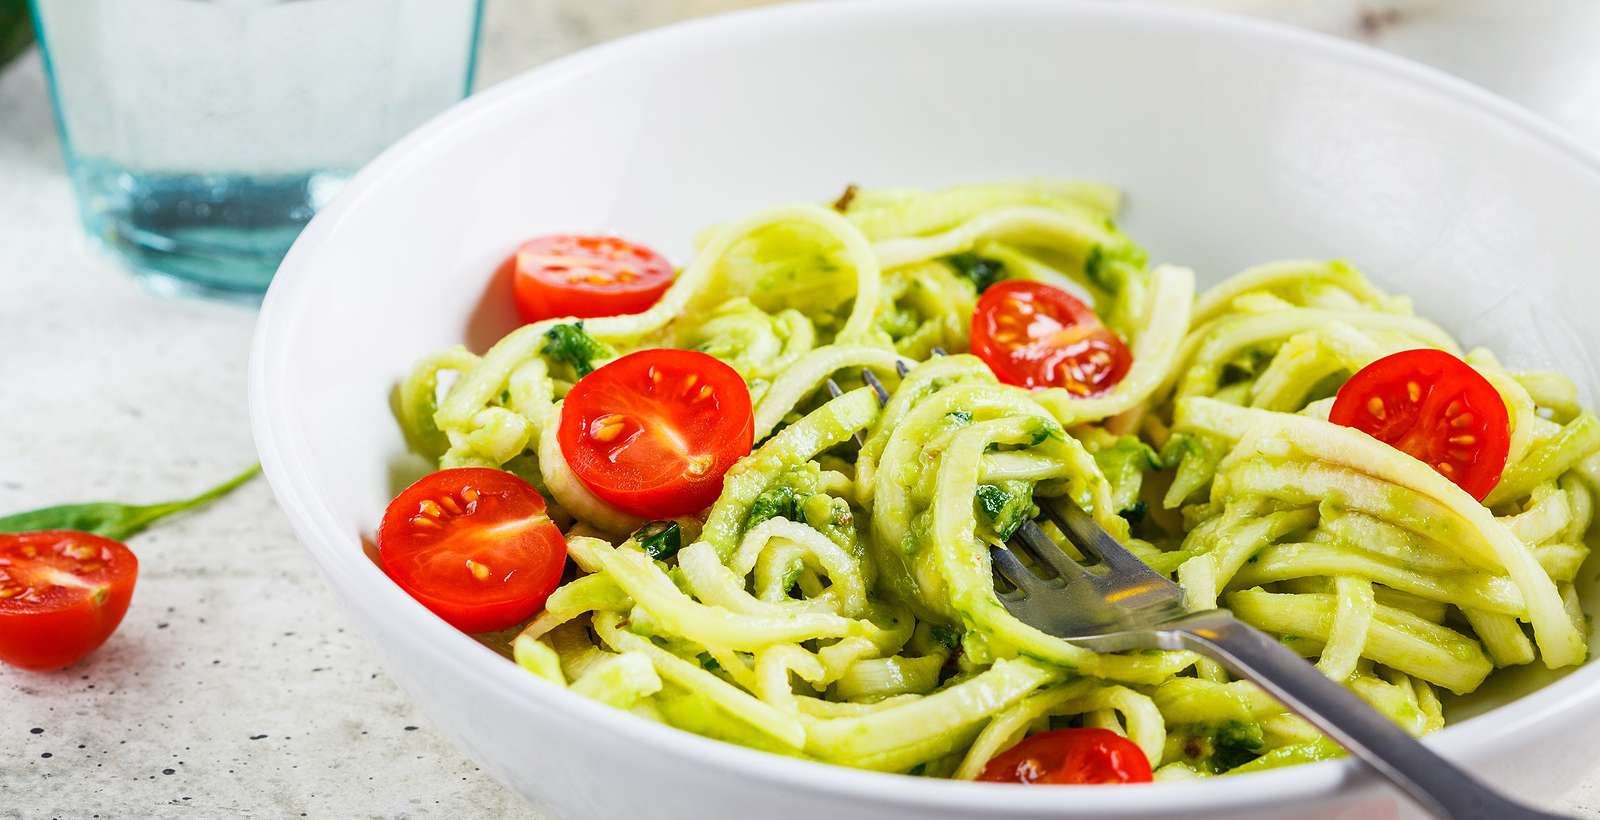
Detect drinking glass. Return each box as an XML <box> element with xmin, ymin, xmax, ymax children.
<box><xmin>29</xmin><ymin>0</ymin><xmax>484</xmax><ymax>300</ymax></box>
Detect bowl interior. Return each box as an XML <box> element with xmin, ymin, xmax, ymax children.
<box><xmin>254</xmin><ymin>1</ymin><xmax>1600</xmax><ymax>815</ymax></box>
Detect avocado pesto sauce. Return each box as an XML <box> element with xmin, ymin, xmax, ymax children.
<box><xmin>396</xmin><ymin>182</ymin><xmax>1600</xmax><ymax>779</ymax></box>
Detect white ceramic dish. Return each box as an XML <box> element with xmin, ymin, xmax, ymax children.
<box><xmin>249</xmin><ymin>2</ymin><xmax>1600</xmax><ymax>817</ymax></box>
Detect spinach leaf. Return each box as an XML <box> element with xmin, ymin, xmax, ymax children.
<box><xmin>943</xmin><ymin>252</ymin><xmax>1006</xmax><ymax>292</ymax></box>
<box><xmin>541</xmin><ymin>322</ymin><xmax>610</xmax><ymax>378</ymax></box>
<box><xmin>631</xmin><ymin>520</ymin><xmax>682</xmax><ymax>560</ymax></box>
<box><xmin>0</xmin><ymin>464</ymin><xmax>260</xmax><ymax>541</ymax></box>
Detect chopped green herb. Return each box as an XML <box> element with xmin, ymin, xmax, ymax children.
<box><xmin>929</xmin><ymin>625</ymin><xmax>961</xmax><ymax>651</ymax></box>
<box><xmin>1119</xmin><ymin>500</ymin><xmax>1148</xmax><ymax>525</ymax></box>
<box><xmin>1212</xmin><ymin>721</ymin><xmax>1266</xmax><ymax>772</ymax></box>
<box><xmin>746</xmin><ymin>485</ymin><xmax>801</xmax><ymax>528</ymax></box>
<box><xmin>1028</xmin><ymin>418</ymin><xmax>1066</xmax><ymax>446</ymax></box>
<box><xmin>1084</xmin><ymin>245</ymin><xmax>1110</xmax><ymax>291</ymax></box>
<box><xmin>1170</xmin><ymin>720</ymin><xmax>1265</xmax><ymax>774</ymax></box>
<box><xmin>944</xmin><ymin>252</ymin><xmax>1006</xmax><ymax>292</ymax></box>
<box><xmin>632</xmin><ymin>520</ymin><xmax>682</xmax><ymax>560</ymax></box>
<box><xmin>975</xmin><ymin>481</ymin><xmax>1035</xmax><ymax>541</ymax></box>
<box><xmin>541</xmin><ymin>322</ymin><xmax>610</xmax><ymax>377</ymax></box>
<box><xmin>945</xmin><ymin>410</ymin><xmax>973</xmax><ymax>425</ymax></box>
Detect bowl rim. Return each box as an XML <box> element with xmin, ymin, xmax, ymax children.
<box><xmin>250</xmin><ymin>0</ymin><xmax>1600</xmax><ymax>813</ymax></box>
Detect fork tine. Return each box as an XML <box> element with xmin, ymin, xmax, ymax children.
<box><xmin>824</xmin><ymin>378</ymin><xmax>868</xmax><ymax>448</ymax></box>
<box><xmin>1041</xmin><ymin>500</ymin><xmax>1169</xmax><ymax>583</ymax></box>
<box><xmin>1010</xmin><ymin>519</ymin><xmax>1090</xmax><ymax>580</ymax></box>
<box><xmin>893</xmin><ymin>360</ymin><xmax>910</xmax><ymax>378</ymax></box>
<box><xmin>931</xmin><ymin>347</ymin><xmax>948</xmax><ymax>357</ymax></box>
<box><xmin>861</xmin><ymin>369</ymin><xmax>890</xmax><ymax>405</ymax></box>
<box><xmin>988</xmin><ymin>544</ymin><xmax>1047</xmax><ymax>595</ymax></box>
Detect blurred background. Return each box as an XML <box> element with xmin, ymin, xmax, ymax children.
<box><xmin>2</xmin><ymin>1</ymin><xmax>1598</xmax><ymax>817</ymax></box>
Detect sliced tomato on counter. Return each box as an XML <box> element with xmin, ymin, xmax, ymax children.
<box><xmin>970</xmin><ymin>280</ymin><xmax>1132</xmax><ymax>395</ymax></box>
<box><xmin>1329</xmin><ymin>348</ymin><xmax>1510</xmax><ymax>501</ymax></box>
<box><xmin>978</xmin><ymin>728</ymin><xmax>1153</xmax><ymax>785</ymax></box>
<box><xmin>512</xmin><ymin>234</ymin><xmax>675</xmax><ymax>323</ymax></box>
<box><xmin>559</xmin><ymin>349</ymin><xmax>753</xmax><ymax>518</ymax></box>
<box><xmin>378</xmin><ymin>468</ymin><xmax>567</xmax><ymax>633</ymax></box>
<box><xmin>0</xmin><ymin>531</ymin><xmax>138</xmax><ymax>671</ymax></box>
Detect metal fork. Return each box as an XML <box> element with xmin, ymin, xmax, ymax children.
<box><xmin>823</xmin><ymin>357</ymin><xmax>1566</xmax><ymax>820</ymax></box>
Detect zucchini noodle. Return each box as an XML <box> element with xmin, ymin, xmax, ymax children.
<box><xmin>398</xmin><ymin>182</ymin><xmax>1598</xmax><ymax>779</ymax></box>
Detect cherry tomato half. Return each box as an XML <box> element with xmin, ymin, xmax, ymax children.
<box><xmin>558</xmin><ymin>349</ymin><xmax>754</xmax><ymax>518</ymax></box>
<box><xmin>378</xmin><ymin>468</ymin><xmax>568</xmax><ymax>633</ymax></box>
<box><xmin>1329</xmin><ymin>348</ymin><xmax>1511</xmax><ymax>501</ymax></box>
<box><xmin>511</xmin><ymin>234</ymin><xmax>675</xmax><ymax>323</ymax></box>
<box><xmin>977</xmin><ymin>728</ymin><xmax>1153</xmax><ymax>785</ymax></box>
<box><xmin>0</xmin><ymin>531</ymin><xmax>138</xmax><ymax>671</ymax></box>
<box><xmin>970</xmin><ymin>280</ymin><xmax>1132</xmax><ymax>395</ymax></box>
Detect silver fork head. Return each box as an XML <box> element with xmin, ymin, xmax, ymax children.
<box><xmin>989</xmin><ymin>502</ymin><xmax>1190</xmax><ymax>647</ymax></box>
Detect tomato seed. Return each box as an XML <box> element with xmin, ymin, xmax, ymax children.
<box><xmin>465</xmin><ymin>559</ymin><xmax>492</xmax><ymax>581</ymax></box>
<box><xmin>589</xmin><ymin>414</ymin><xmax>628</xmax><ymax>443</ymax></box>
<box><xmin>684</xmin><ymin>454</ymin><xmax>713</xmax><ymax>477</ymax></box>
<box><xmin>1366</xmin><ymin>397</ymin><xmax>1386</xmax><ymax>419</ymax></box>
<box><xmin>1406</xmin><ymin>381</ymin><xmax>1422</xmax><ymax>402</ymax></box>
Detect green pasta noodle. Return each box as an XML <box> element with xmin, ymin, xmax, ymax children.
<box><xmin>394</xmin><ymin>181</ymin><xmax>1599</xmax><ymax>780</ymax></box>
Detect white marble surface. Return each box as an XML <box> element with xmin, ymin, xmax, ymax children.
<box><xmin>2</xmin><ymin>1</ymin><xmax>1598</xmax><ymax>818</ymax></box>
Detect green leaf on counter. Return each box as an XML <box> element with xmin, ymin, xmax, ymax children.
<box><xmin>0</xmin><ymin>464</ymin><xmax>260</xmax><ymax>541</ymax></box>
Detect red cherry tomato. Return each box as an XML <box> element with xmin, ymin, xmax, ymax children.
<box><xmin>1329</xmin><ymin>348</ymin><xmax>1511</xmax><ymax>501</ymax></box>
<box><xmin>970</xmin><ymin>280</ymin><xmax>1132</xmax><ymax>395</ymax></box>
<box><xmin>0</xmin><ymin>531</ymin><xmax>138</xmax><ymax>671</ymax></box>
<box><xmin>378</xmin><ymin>468</ymin><xmax>568</xmax><ymax>633</ymax></box>
<box><xmin>559</xmin><ymin>349</ymin><xmax>754</xmax><ymax>518</ymax></box>
<box><xmin>511</xmin><ymin>234</ymin><xmax>675</xmax><ymax>323</ymax></box>
<box><xmin>977</xmin><ymin>728</ymin><xmax>1153</xmax><ymax>785</ymax></box>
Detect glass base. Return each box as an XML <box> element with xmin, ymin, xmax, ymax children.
<box><xmin>72</xmin><ymin>162</ymin><xmax>349</xmax><ymax>302</ymax></box>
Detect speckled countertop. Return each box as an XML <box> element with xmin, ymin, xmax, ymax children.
<box><xmin>3</xmin><ymin>1</ymin><xmax>1599</xmax><ymax>818</ymax></box>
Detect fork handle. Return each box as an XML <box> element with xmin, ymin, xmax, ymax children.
<box><xmin>1168</xmin><ymin>610</ymin><xmax>1569</xmax><ymax>820</ymax></box>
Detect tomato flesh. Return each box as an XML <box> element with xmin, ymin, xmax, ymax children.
<box><xmin>512</xmin><ymin>234</ymin><xmax>675</xmax><ymax>323</ymax></box>
<box><xmin>1329</xmin><ymin>349</ymin><xmax>1511</xmax><ymax>501</ymax></box>
<box><xmin>978</xmin><ymin>728</ymin><xmax>1153</xmax><ymax>785</ymax></box>
<box><xmin>0</xmin><ymin>531</ymin><xmax>138</xmax><ymax>671</ymax></box>
<box><xmin>970</xmin><ymin>280</ymin><xmax>1132</xmax><ymax>395</ymax></box>
<box><xmin>559</xmin><ymin>349</ymin><xmax>754</xmax><ymax>518</ymax></box>
<box><xmin>378</xmin><ymin>468</ymin><xmax>568</xmax><ymax>633</ymax></box>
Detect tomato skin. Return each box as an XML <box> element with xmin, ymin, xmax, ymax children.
<box><xmin>970</xmin><ymin>280</ymin><xmax>1132</xmax><ymax>395</ymax></box>
<box><xmin>559</xmin><ymin>349</ymin><xmax>754</xmax><ymax>518</ymax></box>
<box><xmin>1329</xmin><ymin>349</ymin><xmax>1511</xmax><ymax>501</ymax></box>
<box><xmin>511</xmin><ymin>234</ymin><xmax>675</xmax><ymax>323</ymax></box>
<box><xmin>978</xmin><ymin>728</ymin><xmax>1153</xmax><ymax>785</ymax></box>
<box><xmin>378</xmin><ymin>468</ymin><xmax>568</xmax><ymax>634</ymax></box>
<box><xmin>0</xmin><ymin>531</ymin><xmax>138</xmax><ymax>671</ymax></box>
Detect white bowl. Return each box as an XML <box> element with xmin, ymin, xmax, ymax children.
<box><xmin>249</xmin><ymin>2</ymin><xmax>1600</xmax><ymax>817</ymax></box>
